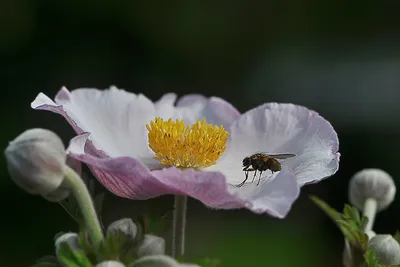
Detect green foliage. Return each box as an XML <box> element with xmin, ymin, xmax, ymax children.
<box><xmin>57</xmin><ymin>242</ymin><xmax>93</xmax><ymax>267</ymax></box>
<box><xmin>310</xmin><ymin>196</ymin><xmax>369</xmax><ymax>250</ymax></box>
<box><xmin>310</xmin><ymin>195</ymin><xmax>386</xmax><ymax>267</ymax></box>
<box><xmin>364</xmin><ymin>250</ymin><xmax>381</xmax><ymax>267</ymax></box>
<box><xmin>97</xmin><ymin>226</ymin><xmax>143</xmax><ymax>264</ymax></box>
<box><xmin>138</xmin><ymin>205</ymin><xmax>173</xmax><ymax>236</ymax></box>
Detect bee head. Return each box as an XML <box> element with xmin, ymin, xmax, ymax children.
<box><xmin>242</xmin><ymin>157</ymin><xmax>251</xmax><ymax>167</ymax></box>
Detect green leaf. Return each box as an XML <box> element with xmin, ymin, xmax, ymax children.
<box><xmin>138</xmin><ymin>206</ymin><xmax>173</xmax><ymax>236</ymax></box>
<box><xmin>310</xmin><ymin>195</ymin><xmax>349</xmax><ymax>235</ymax></box>
<box><xmin>57</xmin><ymin>242</ymin><xmax>93</xmax><ymax>267</ymax></box>
<box><xmin>97</xmin><ymin>228</ymin><xmax>141</xmax><ymax>264</ymax></box>
<box><xmin>310</xmin><ymin>195</ymin><xmax>342</xmax><ymax>221</ymax></box>
<box><xmin>364</xmin><ymin>249</ymin><xmax>381</xmax><ymax>267</ymax></box>
<box><xmin>310</xmin><ymin>196</ymin><xmax>369</xmax><ymax>251</ymax></box>
<box><xmin>77</xmin><ymin>231</ymin><xmax>99</xmax><ymax>264</ymax></box>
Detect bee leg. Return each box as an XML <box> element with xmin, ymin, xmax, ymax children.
<box><xmin>257</xmin><ymin>171</ymin><xmax>263</xmax><ymax>186</ymax></box>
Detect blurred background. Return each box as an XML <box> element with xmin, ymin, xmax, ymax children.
<box><xmin>1</xmin><ymin>1</ymin><xmax>400</xmax><ymax>266</ymax></box>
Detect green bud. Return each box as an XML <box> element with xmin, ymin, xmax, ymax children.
<box><xmin>4</xmin><ymin>128</ymin><xmax>67</xmax><ymax>197</ymax></box>
<box><xmin>368</xmin><ymin>234</ymin><xmax>400</xmax><ymax>265</ymax></box>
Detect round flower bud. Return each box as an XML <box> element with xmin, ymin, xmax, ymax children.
<box><xmin>42</xmin><ymin>181</ymin><xmax>70</xmax><ymax>202</ymax></box>
<box><xmin>368</xmin><ymin>234</ymin><xmax>400</xmax><ymax>265</ymax></box>
<box><xmin>55</xmin><ymin>232</ymin><xmax>79</xmax><ymax>259</ymax></box>
<box><xmin>349</xmin><ymin>169</ymin><xmax>396</xmax><ymax>211</ymax></box>
<box><xmin>132</xmin><ymin>255</ymin><xmax>200</xmax><ymax>267</ymax></box>
<box><xmin>107</xmin><ymin>218</ymin><xmax>137</xmax><ymax>239</ymax></box>
<box><xmin>96</xmin><ymin>261</ymin><xmax>126</xmax><ymax>267</ymax></box>
<box><xmin>137</xmin><ymin>234</ymin><xmax>166</xmax><ymax>257</ymax></box>
<box><xmin>131</xmin><ymin>255</ymin><xmax>180</xmax><ymax>267</ymax></box>
<box><xmin>4</xmin><ymin>128</ymin><xmax>67</xmax><ymax>196</ymax></box>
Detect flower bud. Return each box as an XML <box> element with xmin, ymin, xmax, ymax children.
<box><xmin>349</xmin><ymin>169</ymin><xmax>396</xmax><ymax>211</ymax></box>
<box><xmin>96</xmin><ymin>261</ymin><xmax>126</xmax><ymax>267</ymax></box>
<box><xmin>368</xmin><ymin>234</ymin><xmax>400</xmax><ymax>265</ymax></box>
<box><xmin>137</xmin><ymin>234</ymin><xmax>166</xmax><ymax>257</ymax></box>
<box><xmin>55</xmin><ymin>232</ymin><xmax>79</xmax><ymax>259</ymax></box>
<box><xmin>4</xmin><ymin>128</ymin><xmax>67</xmax><ymax>196</ymax></box>
<box><xmin>107</xmin><ymin>218</ymin><xmax>137</xmax><ymax>239</ymax></box>
<box><xmin>131</xmin><ymin>255</ymin><xmax>200</xmax><ymax>267</ymax></box>
<box><xmin>131</xmin><ymin>255</ymin><xmax>180</xmax><ymax>267</ymax></box>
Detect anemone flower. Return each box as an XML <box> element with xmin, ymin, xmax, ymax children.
<box><xmin>31</xmin><ymin>86</ymin><xmax>340</xmax><ymax>218</ymax></box>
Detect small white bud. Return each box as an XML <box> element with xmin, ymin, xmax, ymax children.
<box><xmin>137</xmin><ymin>234</ymin><xmax>166</xmax><ymax>257</ymax></box>
<box><xmin>96</xmin><ymin>261</ymin><xmax>126</xmax><ymax>267</ymax></box>
<box><xmin>55</xmin><ymin>232</ymin><xmax>79</xmax><ymax>259</ymax></box>
<box><xmin>368</xmin><ymin>234</ymin><xmax>400</xmax><ymax>265</ymax></box>
<box><xmin>4</xmin><ymin>128</ymin><xmax>67</xmax><ymax>196</ymax></box>
<box><xmin>131</xmin><ymin>255</ymin><xmax>180</xmax><ymax>267</ymax></box>
<box><xmin>131</xmin><ymin>255</ymin><xmax>200</xmax><ymax>267</ymax></box>
<box><xmin>107</xmin><ymin>218</ymin><xmax>137</xmax><ymax>239</ymax></box>
<box><xmin>349</xmin><ymin>168</ymin><xmax>396</xmax><ymax>212</ymax></box>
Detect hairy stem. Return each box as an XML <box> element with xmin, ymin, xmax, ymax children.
<box><xmin>63</xmin><ymin>166</ymin><xmax>104</xmax><ymax>248</ymax></box>
<box><xmin>363</xmin><ymin>198</ymin><xmax>377</xmax><ymax>232</ymax></box>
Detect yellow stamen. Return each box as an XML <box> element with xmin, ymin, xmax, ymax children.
<box><xmin>146</xmin><ymin>118</ymin><xmax>228</xmax><ymax>169</ymax></box>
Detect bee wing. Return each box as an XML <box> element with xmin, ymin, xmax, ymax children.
<box><xmin>268</xmin><ymin>154</ymin><xmax>296</xmax><ymax>159</ymax></box>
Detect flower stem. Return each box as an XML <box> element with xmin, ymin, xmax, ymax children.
<box><xmin>172</xmin><ymin>195</ymin><xmax>187</xmax><ymax>258</ymax></box>
<box><xmin>63</xmin><ymin>165</ymin><xmax>104</xmax><ymax>248</ymax></box>
<box><xmin>363</xmin><ymin>198</ymin><xmax>377</xmax><ymax>232</ymax></box>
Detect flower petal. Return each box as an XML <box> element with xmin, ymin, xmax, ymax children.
<box><xmin>228</xmin><ymin>168</ymin><xmax>300</xmax><ymax>218</ymax></box>
<box><xmin>202</xmin><ymin>97</ymin><xmax>241</xmax><ymax>128</ymax></box>
<box><xmin>152</xmin><ymin>167</ymin><xmax>299</xmax><ymax>218</ymax></box>
<box><xmin>31</xmin><ymin>86</ymin><xmax>160</xmax><ymax>164</ymax></box>
<box><xmin>67</xmin><ymin>133</ymin><xmax>169</xmax><ymax>199</ymax></box>
<box><xmin>176</xmin><ymin>94</ymin><xmax>240</xmax><ymax>127</ymax></box>
<box><xmin>213</xmin><ymin>103</ymin><xmax>339</xmax><ymax>186</ymax></box>
<box><xmin>67</xmin><ymin>133</ymin><xmax>298</xmax><ymax>218</ymax></box>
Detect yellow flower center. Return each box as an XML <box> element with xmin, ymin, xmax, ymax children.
<box><xmin>146</xmin><ymin>117</ymin><xmax>228</xmax><ymax>169</ymax></box>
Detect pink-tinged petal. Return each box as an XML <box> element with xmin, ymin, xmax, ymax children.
<box><xmin>176</xmin><ymin>94</ymin><xmax>241</xmax><ymax>127</ymax></box>
<box><xmin>175</xmin><ymin>94</ymin><xmax>208</xmax><ymax>110</ymax></box>
<box><xmin>152</xmin><ymin>167</ymin><xmax>299</xmax><ymax>218</ymax></box>
<box><xmin>67</xmin><ymin>134</ymin><xmax>171</xmax><ymax>199</ymax></box>
<box><xmin>67</xmin><ymin>134</ymin><xmax>298</xmax><ymax>218</ymax></box>
<box><xmin>214</xmin><ymin>103</ymin><xmax>339</xmax><ymax>186</ymax></box>
<box><xmin>203</xmin><ymin>97</ymin><xmax>241</xmax><ymax>128</ymax></box>
<box><xmin>31</xmin><ymin>86</ymin><xmax>161</xmax><ymax>167</ymax></box>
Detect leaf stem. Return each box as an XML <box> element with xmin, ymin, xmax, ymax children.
<box><xmin>63</xmin><ymin>166</ymin><xmax>104</xmax><ymax>248</ymax></box>
<box><xmin>171</xmin><ymin>195</ymin><xmax>187</xmax><ymax>258</ymax></box>
<box><xmin>363</xmin><ymin>198</ymin><xmax>377</xmax><ymax>233</ymax></box>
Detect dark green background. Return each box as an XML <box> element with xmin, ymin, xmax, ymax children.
<box><xmin>1</xmin><ymin>1</ymin><xmax>400</xmax><ymax>266</ymax></box>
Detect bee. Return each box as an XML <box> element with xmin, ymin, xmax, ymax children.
<box><xmin>237</xmin><ymin>153</ymin><xmax>296</xmax><ymax>187</ymax></box>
